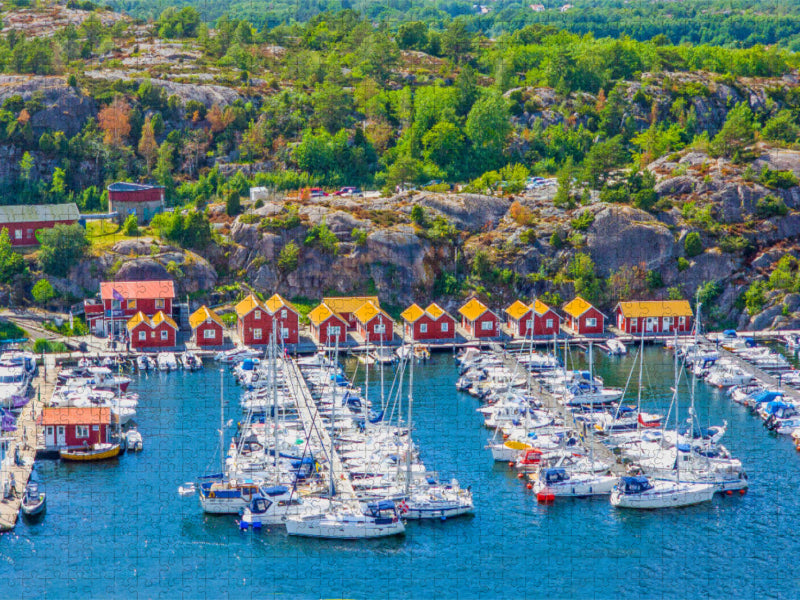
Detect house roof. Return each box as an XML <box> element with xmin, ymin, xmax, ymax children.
<box><xmin>425</xmin><ymin>303</ymin><xmax>448</xmax><ymax>319</ymax></box>
<box><xmin>151</xmin><ymin>311</ymin><xmax>178</xmax><ymax>330</ymax></box>
<box><xmin>107</xmin><ymin>182</ymin><xmax>164</xmax><ymax>192</ymax></box>
<box><xmin>533</xmin><ymin>299</ymin><xmax>556</xmax><ymax>316</ymax></box>
<box><xmin>0</xmin><ymin>202</ymin><xmax>80</xmax><ymax>224</ymax></box>
<box><xmin>189</xmin><ymin>305</ymin><xmax>223</xmax><ymax>330</ymax></box>
<box><xmin>505</xmin><ymin>300</ymin><xmax>532</xmax><ymax>320</ymax></box>
<box><xmin>322</xmin><ymin>296</ymin><xmax>379</xmax><ymax>314</ymax></box>
<box><xmin>616</xmin><ymin>300</ymin><xmax>693</xmax><ymax>319</ymax></box>
<box><xmin>459</xmin><ymin>298</ymin><xmax>490</xmax><ymax>322</ymax></box>
<box><xmin>308</xmin><ymin>303</ymin><xmax>346</xmax><ymax>326</ymax></box>
<box><xmin>264</xmin><ymin>293</ymin><xmax>297</xmax><ymax>316</ymax></box>
<box><xmin>126</xmin><ymin>311</ymin><xmax>150</xmax><ymax>331</ymax></box>
<box><xmin>354</xmin><ymin>301</ymin><xmax>392</xmax><ymax>325</ymax></box>
<box><xmin>562</xmin><ymin>296</ymin><xmax>597</xmax><ymax>319</ymax></box>
<box><xmin>41</xmin><ymin>407</ymin><xmax>111</xmax><ymax>426</ymax></box>
<box><xmin>235</xmin><ymin>294</ymin><xmax>263</xmax><ymax>318</ymax></box>
<box><xmin>100</xmin><ymin>280</ymin><xmax>175</xmax><ymax>301</ymax></box>
<box><xmin>401</xmin><ymin>303</ymin><xmax>425</xmax><ymax>323</ymax></box>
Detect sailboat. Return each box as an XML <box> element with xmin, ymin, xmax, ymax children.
<box><xmin>610</xmin><ymin>327</ymin><xmax>714</xmax><ymax>509</ymax></box>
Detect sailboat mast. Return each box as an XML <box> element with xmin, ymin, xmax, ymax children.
<box><xmin>405</xmin><ymin>340</ymin><xmax>414</xmax><ymax>497</ymax></box>
<box><xmin>379</xmin><ymin>316</ymin><xmax>385</xmax><ymax>412</ymax></box>
<box><xmin>636</xmin><ymin>328</ymin><xmax>645</xmax><ymax>431</ymax></box>
<box><xmin>365</xmin><ymin>331</ymin><xmax>370</xmax><ymax>436</ymax></box>
<box><xmin>219</xmin><ymin>368</ymin><xmax>225</xmax><ymax>476</ymax></box>
<box><xmin>330</xmin><ymin>339</ymin><xmax>339</xmax><ymax>498</ymax></box>
<box><xmin>272</xmin><ymin>331</ymin><xmax>278</xmax><ymax>472</ymax></box>
<box><xmin>673</xmin><ymin>328</ymin><xmax>680</xmax><ymax>483</ymax></box>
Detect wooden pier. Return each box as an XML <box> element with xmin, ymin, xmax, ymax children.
<box><xmin>0</xmin><ymin>359</ymin><xmax>52</xmax><ymax>531</ymax></box>
<box><xmin>711</xmin><ymin>339</ymin><xmax>800</xmax><ymax>402</ymax></box>
<box><xmin>283</xmin><ymin>358</ymin><xmax>359</xmax><ymax>506</ymax></box>
<box><xmin>494</xmin><ymin>345</ymin><xmax>625</xmax><ymax>476</ymax></box>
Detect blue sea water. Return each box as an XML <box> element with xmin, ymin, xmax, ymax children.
<box><xmin>1</xmin><ymin>347</ymin><xmax>799</xmax><ymax>599</ymax></box>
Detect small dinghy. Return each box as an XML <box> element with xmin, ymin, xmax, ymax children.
<box><xmin>178</xmin><ymin>482</ymin><xmax>196</xmax><ymax>495</ymax></box>
<box><xmin>125</xmin><ymin>428</ymin><xmax>143</xmax><ymax>452</ymax></box>
<box><xmin>21</xmin><ymin>482</ymin><xmax>46</xmax><ymax>518</ymax></box>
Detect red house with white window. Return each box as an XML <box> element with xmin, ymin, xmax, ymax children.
<box><xmin>40</xmin><ymin>407</ymin><xmax>111</xmax><ymax>450</ymax></box>
<box><xmin>459</xmin><ymin>298</ymin><xmax>500</xmax><ymax>338</ymax></box>
<box><xmin>236</xmin><ymin>294</ymin><xmax>269</xmax><ymax>346</ymax></box>
<box><xmin>562</xmin><ymin>296</ymin><xmax>605</xmax><ymax>335</ymax></box>
<box><xmin>263</xmin><ymin>294</ymin><xmax>300</xmax><ymax>345</ymax></box>
<box><xmin>190</xmin><ymin>305</ymin><xmax>225</xmax><ymax>347</ymax></box>
<box><xmin>85</xmin><ymin>279</ymin><xmax>176</xmax><ymax>335</ymax></box>
<box><xmin>401</xmin><ymin>302</ymin><xmax>457</xmax><ymax>341</ymax></box>
<box><xmin>0</xmin><ymin>202</ymin><xmax>80</xmax><ymax>247</ymax></box>
<box><xmin>309</xmin><ymin>303</ymin><xmax>348</xmax><ymax>346</ymax></box>
<box><xmin>322</xmin><ymin>296</ymin><xmax>380</xmax><ymax>330</ymax></box>
<box><xmin>127</xmin><ymin>311</ymin><xmax>178</xmax><ymax>349</ymax></box>
<box><xmin>614</xmin><ymin>300</ymin><xmax>693</xmax><ymax>335</ymax></box>
<box><xmin>354</xmin><ymin>301</ymin><xmax>394</xmax><ymax>344</ymax></box>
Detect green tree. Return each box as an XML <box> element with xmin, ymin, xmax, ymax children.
<box><xmin>397</xmin><ymin>21</ymin><xmax>428</xmax><ymax>51</ymax></box>
<box><xmin>122</xmin><ymin>214</ymin><xmax>138</xmax><ymax>236</ymax></box>
<box><xmin>226</xmin><ymin>191</ymin><xmax>242</xmax><ymax>217</ymax></box>
<box><xmin>762</xmin><ymin>109</ymin><xmax>799</xmax><ymax>144</ymax></box>
<box><xmin>410</xmin><ymin>204</ymin><xmax>427</xmax><ymax>226</ymax></box>
<box><xmin>441</xmin><ymin>18</ymin><xmax>474</xmax><ymax>63</ymax></box>
<box><xmin>583</xmin><ymin>136</ymin><xmax>626</xmax><ymax>187</ymax></box>
<box><xmin>31</xmin><ymin>279</ymin><xmax>55</xmax><ymax>304</ymax></box>
<box><xmin>553</xmin><ymin>157</ymin><xmax>574</xmax><ymax>208</ymax></box>
<box><xmin>421</xmin><ymin>121</ymin><xmax>465</xmax><ymax>179</ymax></box>
<box><xmin>465</xmin><ymin>92</ymin><xmax>510</xmax><ymax>171</ymax></box>
<box><xmin>38</xmin><ymin>223</ymin><xmax>89</xmax><ymax>276</ymax></box>
<box><xmin>710</xmin><ymin>102</ymin><xmax>756</xmax><ymax>160</ymax></box>
<box><xmin>0</xmin><ymin>228</ymin><xmax>25</xmax><ymax>284</ymax></box>
<box><xmin>277</xmin><ymin>241</ymin><xmax>300</xmax><ymax>273</ymax></box>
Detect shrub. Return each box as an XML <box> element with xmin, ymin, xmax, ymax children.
<box><xmin>645</xmin><ymin>270</ymin><xmax>664</xmax><ymax>289</ymax></box>
<box><xmin>677</xmin><ymin>257</ymin><xmax>690</xmax><ymax>271</ymax></box>
<box><xmin>550</xmin><ymin>230</ymin><xmax>564</xmax><ymax>249</ymax></box>
<box><xmin>509</xmin><ymin>201</ymin><xmax>535</xmax><ymax>226</ymax></box>
<box><xmin>718</xmin><ymin>234</ymin><xmax>753</xmax><ymax>254</ymax></box>
<box><xmin>570</xmin><ymin>211</ymin><xmax>595</xmax><ymax>231</ymax></box>
<box><xmin>226</xmin><ymin>191</ymin><xmax>242</xmax><ymax>217</ymax></box>
<box><xmin>410</xmin><ymin>204</ymin><xmax>426</xmax><ymax>226</ymax></box>
<box><xmin>32</xmin><ymin>279</ymin><xmax>55</xmax><ymax>304</ymax></box>
<box><xmin>755</xmin><ymin>194</ymin><xmax>788</xmax><ymax>218</ymax></box>
<box><xmin>38</xmin><ymin>224</ymin><xmax>89</xmax><ymax>276</ymax></box>
<box><xmin>519</xmin><ymin>229</ymin><xmax>536</xmax><ymax>244</ymax></box>
<box><xmin>684</xmin><ymin>232</ymin><xmax>703</xmax><ymax>257</ymax></box>
<box><xmin>278</xmin><ymin>241</ymin><xmax>300</xmax><ymax>273</ymax></box>
<box><xmin>744</xmin><ymin>280</ymin><xmax>767</xmax><ymax>315</ymax></box>
<box><xmin>697</xmin><ymin>280</ymin><xmax>723</xmax><ymax>306</ymax></box>
<box><xmin>0</xmin><ymin>228</ymin><xmax>25</xmax><ymax>284</ymax></box>
<box><xmin>304</xmin><ymin>221</ymin><xmax>338</xmax><ymax>255</ymax></box>
<box><xmin>220</xmin><ymin>312</ymin><xmax>237</xmax><ymax>327</ymax></box>
<box><xmin>759</xmin><ymin>166</ymin><xmax>799</xmax><ymax>190</ymax></box>
<box><xmin>33</xmin><ymin>338</ymin><xmax>68</xmax><ymax>353</ymax></box>
<box><xmin>122</xmin><ymin>214</ymin><xmax>138</xmax><ymax>236</ymax></box>
<box><xmin>351</xmin><ymin>228</ymin><xmax>368</xmax><ymax>247</ymax></box>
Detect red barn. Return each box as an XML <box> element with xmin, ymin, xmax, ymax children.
<box><xmin>354</xmin><ymin>301</ymin><xmax>394</xmax><ymax>344</ymax></box>
<box><xmin>0</xmin><ymin>202</ymin><xmax>79</xmax><ymax>247</ymax></box>
<box><xmin>108</xmin><ymin>182</ymin><xmax>165</xmax><ymax>224</ymax></box>
<box><xmin>459</xmin><ymin>298</ymin><xmax>500</xmax><ymax>338</ymax></box>
<box><xmin>563</xmin><ymin>296</ymin><xmax>605</xmax><ymax>335</ymax></box>
<box><xmin>85</xmin><ymin>279</ymin><xmax>175</xmax><ymax>336</ymax></box>
<box><xmin>40</xmin><ymin>407</ymin><xmax>111</xmax><ymax>449</ymax></box>
<box><xmin>263</xmin><ymin>294</ymin><xmax>300</xmax><ymax>345</ymax></box>
<box><xmin>401</xmin><ymin>303</ymin><xmax>457</xmax><ymax>341</ymax></box>
<box><xmin>322</xmin><ymin>296</ymin><xmax>379</xmax><ymax>330</ymax></box>
<box><xmin>127</xmin><ymin>311</ymin><xmax>178</xmax><ymax>349</ymax></box>
<box><xmin>236</xmin><ymin>294</ymin><xmax>269</xmax><ymax>346</ymax></box>
<box><xmin>190</xmin><ymin>305</ymin><xmax>225</xmax><ymax>347</ymax></box>
<box><xmin>614</xmin><ymin>300</ymin><xmax>693</xmax><ymax>335</ymax></box>
<box><xmin>309</xmin><ymin>303</ymin><xmax>348</xmax><ymax>346</ymax></box>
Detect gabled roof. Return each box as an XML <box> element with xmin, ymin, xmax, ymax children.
<box><xmin>308</xmin><ymin>303</ymin><xmax>346</xmax><ymax>326</ymax></box>
<box><xmin>100</xmin><ymin>280</ymin><xmax>175</xmax><ymax>301</ymax></box>
<box><xmin>41</xmin><ymin>407</ymin><xmax>111</xmax><ymax>426</ymax></box>
<box><xmin>126</xmin><ymin>311</ymin><xmax>150</xmax><ymax>331</ymax></box>
<box><xmin>533</xmin><ymin>299</ymin><xmax>557</xmax><ymax>316</ymax></box>
<box><xmin>322</xmin><ymin>296</ymin><xmax>379</xmax><ymax>314</ymax></box>
<box><xmin>562</xmin><ymin>296</ymin><xmax>599</xmax><ymax>319</ymax></box>
<box><xmin>0</xmin><ymin>202</ymin><xmax>80</xmax><ymax>224</ymax></box>
<box><xmin>459</xmin><ymin>298</ymin><xmax>490</xmax><ymax>322</ymax></box>
<box><xmin>425</xmin><ymin>303</ymin><xmax>449</xmax><ymax>320</ymax></box>
<box><xmin>616</xmin><ymin>300</ymin><xmax>693</xmax><ymax>319</ymax></box>
<box><xmin>505</xmin><ymin>300</ymin><xmax>532</xmax><ymax>320</ymax></box>
<box><xmin>235</xmin><ymin>294</ymin><xmax>264</xmax><ymax>318</ymax></box>
<box><xmin>401</xmin><ymin>303</ymin><xmax>425</xmax><ymax>323</ymax></box>
<box><xmin>264</xmin><ymin>293</ymin><xmax>297</xmax><ymax>316</ymax></box>
<box><xmin>151</xmin><ymin>311</ymin><xmax>178</xmax><ymax>330</ymax></box>
<box><xmin>354</xmin><ymin>301</ymin><xmax>392</xmax><ymax>325</ymax></box>
<box><xmin>189</xmin><ymin>305</ymin><xmax>223</xmax><ymax>330</ymax></box>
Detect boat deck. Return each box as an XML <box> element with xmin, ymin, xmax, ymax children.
<box><xmin>493</xmin><ymin>345</ymin><xmax>625</xmax><ymax>476</ymax></box>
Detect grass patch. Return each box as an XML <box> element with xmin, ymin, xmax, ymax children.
<box><xmin>86</xmin><ymin>219</ymin><xmax>149</xmax><ymax>254</ymax></box>
<box><xmin>0</xmin><ymin>320</ymin><xmax>27</xmax><ymax>341</ymax></box>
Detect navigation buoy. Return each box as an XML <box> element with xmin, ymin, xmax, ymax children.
<box><xmin>739</xmin><ymin>489</ymin><xmax>747</xmax><ymax>495</ymax></box>
<box><xmin>517</xmin><ymin>473</ymin><xmax>524</xmax><ymax>479</ymax></box>
<box><xmin>725</xmin><ymin>490</ymin><xmax>733</xmax><ymax>496</ymax></box>
<box><xmin>508</xmin><ymin>462</ymin><xmax>514</xmax><ymax>468</ymax></box>
<box><xmin>526</xmin><ymin>483</ymin><xmax>533</xmax><ymax>490</ymax></box>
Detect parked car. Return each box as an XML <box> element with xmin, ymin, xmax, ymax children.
<box><xmin>309</xmin><ymin>187</ymin><xmax>328</xmax><ymax>197</ymax></box>
<box><xmin>333</xmin><ymin>187</ymin><xmax>361</xmax><ymax>196</ymax></box>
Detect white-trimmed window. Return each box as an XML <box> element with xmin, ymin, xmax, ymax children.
<box><xmin>546</xmin><ymin>319</ymin><xmax>553</xmax><ymax>328</ymax></box>
<box><xmin>281</xmin><ymin>309</ymin><xmax>287</xmax><ymax>318</ymax></box>
<box><xmin>420</xmin><ymin>323</ymin><xmax>428</xmax><ymax>333</ymax></box>
<box><xmin>138</xmin><ymin>331</ymin><xmax>146</xmax><ymax>341</ymax></box>
<box><xmin>254</xmin><ymin>310</ymin><xmax>261</xmax><ymax>320</ymax></box>
<box><xmin>679</xmin><ymin>316</ymin><xmax>686</xmax><ymax>326</ymax></box>
<box><xmin>203</xmin><ymin>328</ymin><xmax>217</xmax><ymax>339</ymax></box>
<box><xmin>160</xmin><ymin>329</ymin><xmax>169</xmax><ymax>340</ymax></box>
<box><xmin>253</xmin><ymin>328</ymin><xmax>262</xmax><ymax>340</ymax></box>
<box><xmin>14</xmin><ymin>229</ymin><xmax>21</xmax><ymax>240</ymax></box>
<box><xmin>281</xmin><ymin>327</ymin><xmax>289</xmax><ymax>339</ymax></box>
<box><xmin>441</xmin><ymin>321</ymin><xmax>449</xmax><ymax>332</ymax></box>
<box><xmin>481</xmin><ymin>321</ymin><xmax>493</xmax><ymax>331</ymax></box>
<box><xmin>155</xmin><ymin>299</ymin><xmax>165</xmax><ymax>310</ymax></box>
<box><xmin>112</xmin><ymin>300</ymin><xmax>122</xmax><ymax>310</ymax></box>
<box><xmin>631</xmin><ymin>318</ymin><xmax>638</xmax><ymax>328</ymax></box>
<box><xmin>75</xmin><ymin>425</ymin><xmax>89</xmax><ymax>438</ymax></box>
<box><xmin>46</xmin><ymin>426</ymin><xmax>53</xmax><ymax>437</ymax></box>
<box><xmin>526</xmin><ymin>320</ymin><xmax>533</xmax><ymax>331</ymax></box>
<box><xmin>328</xmin><ymin>326</ymin><xmax>341</xmax><ymax>337</ymax></box>
<box><xmin>586</xmin><ymin>318</ymin><xmax>597</xmax><ymax>327</ymax></box>
<box><xmin>663</xmin><ymin>317</ymin><xmax>673</xmax><ymax>330</ymax></box>
<box><xmin>374</xmin><ymin>323</ymin><xmax>386</xmax><ymax>334</ymax></box>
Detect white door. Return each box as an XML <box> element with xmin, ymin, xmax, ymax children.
<box><xmin>56</xmin><ymin>426</ymin><xmax>66</xmax><ymax>446</ymax></box>
<box><xmin>646</xmin><ymin>318</ymin><xmax>657</xmax><ymax>332</ymax></box>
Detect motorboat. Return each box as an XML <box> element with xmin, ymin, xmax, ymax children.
<box><xmin>178</xmin><ymin>482</ymin><xmax>196</xmax><ymax>495</ymax></box>
<box><xmin>157</xmin><ymin>352</ymin><xmax>179</xmax><ymax>372</ymax></box>
<box><xmin>125</xmin><ymin>429</ymin><xmax>143</xmax><ymax>451</ymax></box>
<box><xmin>182</xmin><ymin>352</ymin><xmax>203</xmax><ymax>371</ymax></box>
<box><xmin>198</xmin><ymin>478</ymin><xmax>264</xmax><ymax>514</ymax></box>
<box><xmin>606</xmin><ymin>339</ymin><xmax>627</xmax><ymax>356</ymax></box>
<box><xmin>402</xmin><ymin>481</ymin><xmax>473</xmax><ymax>520</ymax></box>
<box><xmin>371</xmin><ymin>347</ymin><xmax>397</xmax><ymax>365</ymax></box>
<box><xmin>705</xmin><ymin>365</ymin><xmax>753</xmax><ymax>388</ymax></box>
<box><xmin>285</xmin><ymin>500</ymin><xmax>405</xmax><ymax>539</ymax></box>
<box><xmin>60</xmin><ymin>442</ymin><xmax>121</xmax><ymax>461</ymax></box>
<box><xmin>238</xmin><ymin>486</ymin><xmax>332</xmax><ymax>528</ymax></box>
<box><xmin>215</xmin><ymin>347</ymin><xmax>259</xmax><ymax>364</ymax></box>
<box><xmin>610</xmin><ymin>476</ymin><xmax>714</xmax><ymax>509</ymax></box>
<box><xmin>20</xmin><ymin>481</ymin><xmax>46</xmax><ymax>517</ymax></box>
<box><xmin>136</xmin><ymin>355</ymin><xmax>154</xmax><ymax>371</ymax></box>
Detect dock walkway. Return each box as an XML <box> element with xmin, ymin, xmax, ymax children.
<box><xmin>711</xmin><ymin>339</ymin><xmax>800</xmax><ymax>402</ymax></box>
<box><xmin>493</xmin><ymin>345</ymin><xmax>624</xmax><ymax>476</ymax></box>
<box><xmin>283</xmin><ymin>359</ymin><xmax>359</xmax><ymax>505</ymax></box>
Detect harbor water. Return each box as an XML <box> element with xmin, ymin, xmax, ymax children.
<box><xmin>2</xmin><ymin>347</ymin><xmax>799</xmax><ymax>598</ymax></box>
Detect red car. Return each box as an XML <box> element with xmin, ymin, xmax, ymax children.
<box><xmin>308</xmin><ymin>187</ymin><xmax>328</xmax><ymax>197</ymax></box>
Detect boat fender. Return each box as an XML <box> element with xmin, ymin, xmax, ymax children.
<box><xmin>209</xmin><ymin>491</ymin><xmax>215</xmax><ymax>498</ymax></box>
